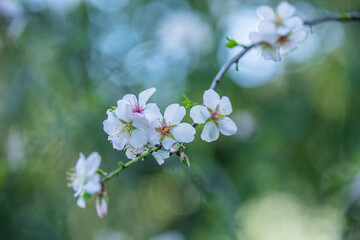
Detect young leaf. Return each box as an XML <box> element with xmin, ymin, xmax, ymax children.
<box><xmin>225</xmin><ymin>37</ymin><xmax>239</xmax><ymax>48</ymax></box>
<box><xmin>182</xmin><ymin>94</ymin><xmax>198</xmax><ymax>109</ymax></box>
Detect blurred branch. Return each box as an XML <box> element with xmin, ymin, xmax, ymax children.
<box><xmin>304</xmin><ymin>12</ymin><xmax>360</xmax><ymax>26</ymax></box>
<box><xmin>100</xmin><ymin>145</ymin><xmax>161</xmax><ymax>184</ymax></box>
<box><xmin>209</xmin><ymin>44</ymin><xmax>256</xmax><ymax>90</ymax></box>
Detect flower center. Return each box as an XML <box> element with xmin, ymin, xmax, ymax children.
<box><xmin>156</xmin><ymin>121</ymin><xmax>172</xmax><ymax>137</ymax></box>
<box><xmin>116</xmin><ymin>123</ymin><xmax>132</xmax><ymax>139</ymax></box>
<box><xmin>128</xmin><ymin>98</ymin><xmax>144</xmax><ymax>114</ymax></box>
<box><xmin>211</xmin><ymin>110</ymin><xmax>221</xmax><ymax>121</ymax></box>
<box><xmin>278</xmin><ymin>35</ymin><xmax>289</xmax><ymax>45</ymax></box>
<box><xmin>275</xmin><ymin>15</ymin><xmax>282</xmax><ymax>26</ymax></box>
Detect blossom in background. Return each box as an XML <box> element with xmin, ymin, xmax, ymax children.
<box><xmin>148</xmin><ymin>104</ymin><xmax>196</xmax><ymax>150</ymax></box>
<box><xmin>250</xmin><ymin>1</ymin><xmax>308</xmax><ymax>61</ymax></box>
<box><xmin>190</xmin><ymin>89</ymin><xmax>237</xmax><ymax>142</ymax></box>
<box><xmin>103</xmin><ymin>88</ymin><xmax>160</xmax><ymax>150</ymax></box>
<box><xmin>69</xmin><ymin>152</ymin><xmax>102</xmax><ymax>208</ymax></box>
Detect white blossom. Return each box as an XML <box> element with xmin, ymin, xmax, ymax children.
<box><xmin>69</xmin><ymin>152</ymin><xmax>102</xmax><ymax>208</ymax></box>
<box><xmin>190</xmin><ymin>89</ymin><xmax>237</xmax><ymax>142</ymax></box>
<box><xmin>250</xmin><ymin>1</ymin><xmax>308</xmax><ymax>61</ymax></box>
<box><xmin>103</xmin><ymin>88</ymin><xmax>160</xmax><ymax>150</ymax></box>
<box><xmin>148</xmin><ymin>104</ymin><xmax>196</xmax><ymax>150</ymax></box>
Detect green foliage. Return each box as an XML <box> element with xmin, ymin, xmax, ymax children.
<box><xmin>182</xmin><ymin>94</ymin><xmax>198</xmax><ymax>109</ymax></box>
<box><xmin>225</xmin><ymin>37</ymin><xmax>239</xmax><ymax>48</ymax></box>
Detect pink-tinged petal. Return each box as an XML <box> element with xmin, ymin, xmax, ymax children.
<box><xmin>85</xmin><ymin>152</ymin><xmax>101</xmax><ymax>174</ymax></box>
<box><xmin>143</xmin><ymin>103</ymin><xmax>161</xmax><ymax>122</ymax></box>
<box><xmin>218</xmin><ymin>117</ymin><xmax>237</xmax><ymax>136</ymax></box>
<box><xmin>276</xmin><ymin>1</ymin><xmax>295</xmax><ymax>19</ymax></box>
<box><xmin>109</xmin><ymin>135</ymin><xmax>128</xmax><ymax>150</ymax></box>
<box><xmin>172</xmin><ymin>123</ymin><xmax>196</xmax><ymax>143</ymax></box>
<box><xmin>129</xmin><ymin>129</ymin><xmax>147</xmax><ymax>148</ymax></box>
<box><xmin>138</xmin><ymin>87</ymin><xmax>156</xmax><ymax>107</ymax></box>
<box><xmin>289</xmin><ymin>29</ymin><xmax>307</xmax><ymax>43</ymax></box>
<box><xmin>103</xmin><ymin>111</ymin><xmax>122</xmax><ymax>135</ymax></box>
<box><xmin>201</xmin><ymin>121</ymin><xmax>220</xmax><ymax>142</ymax></box>
<box><xmin>162</xmin><ymin>137</ymin><xmax>177</xmax><ymax>150</ymax></box>
<box><xmin>257</xmin><ymin>5</ymin><xmax>275</xmax><ymax>20</ymax></box>
<box><xmin>96</xmin><ymin>197</ymin><xmax>108</xmax><ymax>219</ymax></box>
<box><xmin>75</xmin><ymin>153</ymin><xmax>86</xmax><ymax>176</ymax></box>
<box><xmin>164</xmin><ymin>104</ymin><xmax>186</xmax><ymax>125</ymax></box>
<box><xmin>84</xmin><ymin>174</ymin><xmax>101</xmax><ymax>194</ymax></box>
<box><xmin>77</xmin><ymin>197</ymin><xmax>86</xmax><ymax>208</ymax></box>
<box><xmin>279</xmin><ymin>41</ymin><xmax>297</xmax><ymax>56</ymax></box>
<box><xmin>132</xmin><ymin>113</ymin><xmax>149</xmax><ymax>130</ymax></box>
<box><xmin>115</xmin><ymin>100</ymin><xmax>132</xmax><ymax>122</ymax></box>
<box><xmin>190</xmin><ymin>105</ymin><xmax>210</xmax><ymax>124</ymax></box>
<box><xmin>258</xmin><ymin>20</ymin><xmax>276</xmax><ymax>33</ymax></box>
<box><xmin>203</xmin><ymin>89</ymin><xmax>220</xmax><ymax>110</ymax></box>
<box><xmin>219</xmin><ymin>96</ymin><xmax>232</xmax><ymax>115</ymax></box>
<box><xmin>121</xmin><ymin>94</ymin><xmax>137</xmax><ymax>106</ymax></box>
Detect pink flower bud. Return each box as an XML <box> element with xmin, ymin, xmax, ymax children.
<box><xmin>96</xmin><ymin>192</ymin><xmax>108</xmax><ymax>218</ymax></box>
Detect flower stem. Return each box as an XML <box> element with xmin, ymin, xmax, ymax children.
<box><xmin>101</xmin><ymin>145</ymin><xmax>160</xmax><ymax>184</ymax></box>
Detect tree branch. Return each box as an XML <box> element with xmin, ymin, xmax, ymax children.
<box><xmin>304</xmin><ymin>12</ymin><xmax>360</xmax><ymax>26</ymax></box>
<box><xmin>100</xmin><ymin>145</ymin><xmax>161</xmax><ymax>183</ymax></box>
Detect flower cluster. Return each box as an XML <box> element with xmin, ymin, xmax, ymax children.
<box><xmin>103</xmin><ymin>88</ymin><xmax>196</xmax><ymax>164</ymax></box>
<box><xmin>69</xmin><ymin>88</ymin><xmax>237</xmax><ymax>217</ymax></box>
<box><xmin>249</xmin><ymin>1</ymin><xmax>308</xmax><ymax>61</ymax></box>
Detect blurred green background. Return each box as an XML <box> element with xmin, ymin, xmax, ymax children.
<box><xmin>1</xmin><ymin>0</ymin><xmax>360</xmax><ymax>239</ymax></box>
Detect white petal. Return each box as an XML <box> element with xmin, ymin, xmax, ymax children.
<box><xmin>129</xmin><ymin>129</ymin><xmax>147</xmax><ymax>148</ymax></box>
<box><xmin>279</xmin><ymin>41</ymin><xmax>297</xmax><ymax>55</ymax></box>
<box><xmin>77</xmin><ymin>197</ymin><xmax>86</xmax><ymax>208</ymax></box>
<box><xmin>121</xmin><ymin>94</ymin><xmax>137</xmax><ymax>106</ymax></box>
<box><xmin>75</xmin><ymin>153</ymin><xmax>86</xmax><ymax>176</ymax></box>
<box><xmin>152</xmin><ymin>152</ymin><xmax>164</xmax><ymax>165</ymax></box>
<box><xmin>280</xmin><ymin>16</ymin><xmax>303</xmax><ymax>34</ymax></box>
<box><xmin>84</xmin><ymin>174</ymin><xmax>101</xmax><ymax>194</ymax></box>
<box><xmin>85</xmin><ymin>152</ymin><xmax>101</xmax><ymax>174</ymax></box>
<box><xmin>138</xmin><ymin>87</ymin><xmax>156</xmax><ymax>107</ymax></box>
<box><xmin>162</xmin><ymin>137</ymin><xmax>177</xmax><ymax>150</ymax></box>
<box><xmin>257</xmin><ymin>5</ymin><xmax>275</xmax><ymax>20</ymax></box>
<box><xmin>132</xmin><ymin>113</ymin><xmax>150</xmax><ymax>130</ymax></box>
<box><xmin>143</xmin><ymin>103</ymin><xmax>161</xmax><ymax>122</ymax></box>
<box><xmin>261</xmin><ymin>46</ymin><xmax>281</xmax><ymax>62</ymax></box>
<box><xmin>190</xmin><ymin>105</ymin><xmax>210</xmax><ymax>124</ymax></box>
<box><xmin>249</xmin><ymin>32</ymin><xmax>263</xmax><ymax>44</ymax></box>
<box><xmin>125</xmin><ymin>148</ymin><xmax>136</xmax><ymax>159</ymax></box>
<box><xmin>164</xmin><ymin>104</ymin><xmax>185</xmax><ymax>125</ymax></box>
<box><xmin>218</xmin><ymin>117</ymin><xmax>237</xmax><ymax>136</ymax></box>
<box><xmin>172</xmin><ymin>123</ymin><xmax>196</xmax><ymax>143</ymax></box>
<box><xmin>109</xmin><ymin>135</ymin><xmax>128</xmax><ymax>150</ymax></box>
<box><xmin>289</xmin><ymin>29</ymin><xmax>307</xmax><ymax>43</ymax></box>
<box><xmin>258</xmin><ymin>20</ymin><xmax>276</xmax><ymax>33</ymax></box>
<box><xmin>115</xmin><ymin>100</ymin><xmax>132</xmax><ymax>122</ymax></box>
<box><xmin>201</xmin><ymin>121</ymin><xmax>220</xmax><ymax>142</ymax></box>
<box><xmin>219</xmin><ymin>96</ymin><xmax>232</xmax><ymax>115</ymax></box>
<box><xmin>103</xmin><ymin>111</ymin><xmax>122</xmax><ymax>135</ymax></box>
<box><xmin>276</xmin><ymin>1</ymin><xmax>295</xmax><ymax>19</ymax></box>
<box><xmin>203</xmin><ymin>89</ymin><xmax>220</xmax><ymax>111</ymax></box>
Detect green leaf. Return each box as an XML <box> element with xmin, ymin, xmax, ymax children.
<box><xmin>225</xmin><ymin>37</ymin><xmax>239</xmax><ymax>48</ymax></box>
<box><xmin>82</xmin><ymin>192</ymin><xmax>92</xmax><ymax>201</ymax></box>
<box><xmin>109</xmin><ymin>106</ymin><xmax>117</xmax><ymax>112</ymax></box>
<box><xmin>182</xmin><ymin>94</ymin><xmax>198</xmax><ymax>109</ymax></box>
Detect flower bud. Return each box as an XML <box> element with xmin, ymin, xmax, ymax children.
<box><xmin>180</xmin><ymin>151</ymin><xmax>190</xmax><ymax>168</ymax></box>
<box><xmin>96</xmin><ymin>191</ymin><xmax>108</xmax><ymax>218</ymax></box>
